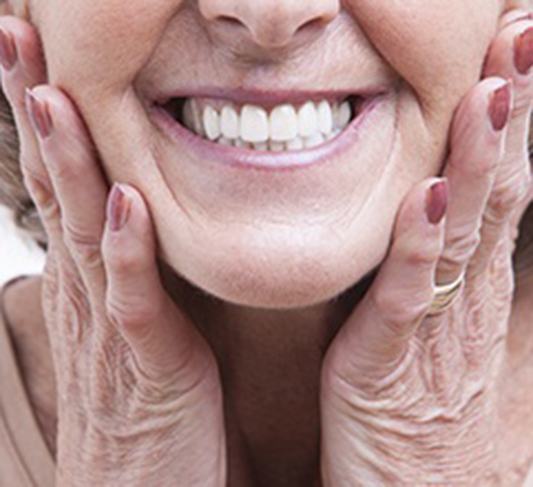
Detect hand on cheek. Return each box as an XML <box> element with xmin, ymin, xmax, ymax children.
<box><xmin>320</xmin><ymin>10</ymin><xmax>532</xmax><ymax>486</ymax></box>
<box><xmin>0</xmin><ymin>14</ymin><xmax>227</xmax><ymax>486</ymax></box>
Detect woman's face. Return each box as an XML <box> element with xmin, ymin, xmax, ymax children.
<box><xmin>23</xmin><ymin>0</ymin><xmax>508</xmax><ymax>308</ymax></box>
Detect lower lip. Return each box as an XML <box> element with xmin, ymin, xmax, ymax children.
<box><xmin>149</xmin><ymin>94</ymin><xmax>388</xmax><ymax>171</ymax></box>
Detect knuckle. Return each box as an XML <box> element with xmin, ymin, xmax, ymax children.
<box><xmin>371</xmin><ymin>287</ymin><xmax>430</xmax><ymax>332</ymax></box>
<box><xmin>487</xmin><ymin>173</ymin><xmax>530</xmax><ymax>223</ymax></box>
<box><xmin>443</xmin><ymin>227</ymin><xmax>481</xmax><ymax>264</ymax></box>
<box><xmin>38</xmin><ymin>192</ymin><xmax>61</xmax><ymax>222</ymax></box>
<box><xmin>404</xmin><ymin>246</ymin><xmax>438</xmax><ymax>267</ymax></box>
<box><xmin>20</xmin><ymin>152</ymin><xmax>44</xmax><ymax>182</ymax></box>
<box><xmin>395</xmin><ymin>237</ymin><xmax>441</xmax><ymax>269</ymax></box>
<box><xmin>55</xmin><ymin>269</ymin><xmax>90</xmax><ymax>344</ymax></box>
<box><xmin>106</xmin><ymin>242</ymin><xmax>148</xmax><ymax>277</ymax></box>
<box><xmin>511</xmin><ymin>98</ymin><xmax>532</xmax><ymax>119</ymax></box>
<box><xmin>48</xmin><ymin>155</ymin><xmax>76</xmax><ymax>183</ymax></box>
<box><xmin>20</xmin><ymin>165</ymin><xmax>62</xmax><ymax>225</ymax></box>
<box><xmin>63</xmin><ymin>221</ymin><xmax>103</xmax><ymax>269</ymax></box>
<box><xmin>106</xmin><ymin>294</ymin><xmax>162</xmax><ymax>331</ymax></box>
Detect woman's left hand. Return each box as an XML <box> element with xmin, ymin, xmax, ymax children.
<box><xmin>319</xmin><ymin>10</ymin><xmax>532</xmax><ymax>486</ymax></box>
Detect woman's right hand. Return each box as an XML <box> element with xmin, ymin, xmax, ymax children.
<box><xmin>0</xmin><ymin>15</ymin><xmax>226</xmax><ymax>487</ymax></box>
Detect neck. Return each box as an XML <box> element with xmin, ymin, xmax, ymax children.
<box><xmin>159</xmin><ymin>260</ymin><xmax>377</xmax><ymax>371</ymax></box>
<box><xmin>158</xmin><ymin>261</ymin><xmax>377</xmax><ymax>486</ymax></box>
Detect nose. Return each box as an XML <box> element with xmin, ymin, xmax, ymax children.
<box><xmin>199</xmin><ymin>0</ymin><xmax>340</xmax><ymax>49</ymax></box>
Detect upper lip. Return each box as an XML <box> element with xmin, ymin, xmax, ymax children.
<box><xmin>152</xmin><ymin>85</ymin><xmax>390</xmax><ymax>107</ymax></box>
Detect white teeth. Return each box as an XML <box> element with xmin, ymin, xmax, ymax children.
<box><xmin>203</xmin><ymin>106</ymin><xmax>221</xmax><ymax>140</ymax></box>
<box><xmin>269</xmin><ymin>141</ymin><xmax>285</xmax><ymax>152</ymax></box>
<box><xmin>234</xmin><ymin>138</ymin><xmax>252</xmax><ymax>149</ymax></box>
<box><xmin>218</xmin><ymin>137</ymin><xmax>233</xmax><ymax>146</ymax></box>
<box><xmin>270</xmin><ymin>104</ymin><xmax>298</xmax><ymax>141</ymax></box>
<box><xmin>327</xmin><ymin>129</ymin><xmax>341</xmax><ymax>141</ymax></box>
<box><xmin>298</xmin><ymin>102</ymin><xmax>319</xmax><ymax>137</ymax></box>
<box><xmin>286</xmin><ymin>136</ymin><xmax>304</xmax><ymax>150</ymax></box>
<box><xmin>182</xmin><ymin>98</ymin><xmax>354</xmax><ymax>151</ymax></box>
<box><xmin>220</xmin><ymin>106</ymin><xmax>240</xmax><ymax>139</ymax></box>
<box><xmin>183</xmin><ymin>99</ymin><xmax>205</xmax><ymax>136</ymax></box>
<box><xmin>317</xmin><ymin>100</ymin><xmax>333</xmax><ymax>135</ymax></box>
<box><xmin>253</xmin><ymin>142</ymin><xmax>268</xmax><ymax>151</ymax></box>
<box><xmin>241</xmin><ymin>105</ymin><xmax>269</xmax><ymax>143</ymax></box>
<box><xmin>304</xmin><ymin>132</ymin><xmax>325</xmax><ymax>149</ymax></box>
<box><xmin>334</xmin><ymin>101</ymin><xmax>352</xmax><ymax>130</ymax></box>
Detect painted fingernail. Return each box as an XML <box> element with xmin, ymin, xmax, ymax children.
<box><xmin>26</xmin><ymin>88</ymin><xmax>54</xmax><ymax>139</ymax></box>
<box><xmin>25</xmin><ymin>88</ymin><xmax>54</xmax><ymax>138</ymax></box>
<box><xmin>514</xmin><ymin>27</ymin><xmax>533</xmax><ymax>75</ymax></box>
<box><xmin>0</xmin><ymin>28</ymin><xmax>17</xmax><ymax>71</ymax></box>
<box><xmin>107</xmin><ymin>183</ymin><xmax>132</xmax><ymax>232</ymax></box>
<box><xmin>426</xmin><ymin>179</ymin><xmax>448</xmax><ymax>225</ymax></box>
<box><xmin>488</xmin><ymin>82</ymin><xmax>512</xmax><ymax>131</ymax></box>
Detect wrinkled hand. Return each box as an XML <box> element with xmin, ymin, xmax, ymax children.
<box><xmin>0</xmin><ymin>15</ymin><xmax>226</xmax><ymax>487</ymax></box>
<box><xmin>320</xmin><ymin>10</ymin><xmax>532</xmax><ymax>486</ymax></box>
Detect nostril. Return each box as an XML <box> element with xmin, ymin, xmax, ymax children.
<box><xmin>217</xmin><ymin>15</ymin><xmax>246</xmax><ymax>29</ymax></box>
<box><xmin>296</xmin><ymin>18</ymin><xmax>325</xmax><ymax>35</ymax></box>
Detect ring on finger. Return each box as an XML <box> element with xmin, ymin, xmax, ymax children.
<box><xmin>427</xmin><ymin>270</ymin><xmax>466</xmax><ymax>316</ymax></box>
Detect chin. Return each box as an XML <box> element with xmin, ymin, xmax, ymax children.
<box><xmin>158</xmin><ymin>221</ymin><xmax>390</xmax><ymax>309</ymax></box>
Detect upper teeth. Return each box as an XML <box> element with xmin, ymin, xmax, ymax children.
<box><xmin>181</xmin><ymin>98</ymin><xmax>353</xmax><ymax>151</ymax></box>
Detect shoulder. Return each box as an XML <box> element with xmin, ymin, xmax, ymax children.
<box><xmin>1</xmin><ymin>275</ymin><xmax>57</xmax><ymax>458</ymax></box>
<box><xmin>2</xmin><ymin>275</ymin><xmax>53</xmax><ymax>391</ymax></box>
<box><xmin>1</xmin><ymin>275</ymin><xmax>53</xmax><ymax>401</ymax></box>
<box><xmin>2</xmin><ymin>275</ymin><xmax>45</xmax><ymax>332</ymax></box>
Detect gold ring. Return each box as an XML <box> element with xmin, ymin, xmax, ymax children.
<box><xmin>427</xmin><ymin>270</ymin><xmax>466</xmax><ymax>316</ymax></box>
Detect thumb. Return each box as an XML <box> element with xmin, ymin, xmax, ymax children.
<box><xmin>101</xmin><ymin>183</ymin><xmax>213</xmax><ymax>384</ymax></box>
<box><xmin>324</xmin><ymin>178</ymin><xmax>448</xmax><ymax>388</ymax></box>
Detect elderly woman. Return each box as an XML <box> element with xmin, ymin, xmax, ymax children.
<box><xmin>0</xmin><ymin>0</ymin><xmax>531</xmax><ymax>485</ymax></box>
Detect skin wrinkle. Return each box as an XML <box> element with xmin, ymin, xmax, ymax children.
<box><xmin>0</xmin><ymin>0</ymin><xmax>531</xmax><ymax>485</ymax></box>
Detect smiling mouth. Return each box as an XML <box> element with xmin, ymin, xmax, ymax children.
<box><xmin>158</xmin><ymin>95</ymin><xmax>364</xmax><ymax>152</ymax></box>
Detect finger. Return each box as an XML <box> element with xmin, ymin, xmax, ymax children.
<box><xmin>25</xmin><ymin>85</ymin><xmax>109</xmax><ymax>296</ymax></box>
<box><xmin>0</xmin><ymin>17</ymin><xmax>61</xmax><ymax>238</ymax></box>
<box><xmin>498</xmin><ymin>8</ymin><xmax>532</xmax><ymax>30</ymax></box>
<box><xmin>434</xmin><ymin>78</ymin><xmax>511</xmax><ymax>285</ymax></box>
<box><xmin>102</xmin><ymin>184</ymin><xmax>213</xmax><ymax>384</ymax></box>
<box><xmin>478</xmin><ymin>22</ymin><xmax>532</xmax><ymax>268</ymax></box>
<box><xmin>323</xmin><ymin>178</ymin><xmax>447</xmax><ymax>386</ymax></box>
<box><xmin>484</xmin><ymin>21</ymin><xmax>532</xmax><ymax>161</ymax></box>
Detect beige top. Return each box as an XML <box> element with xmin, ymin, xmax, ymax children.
<box><xmin>0</xmin><ymin>275</ymin><xmax>55</xmax><ymax>487</ymax></box>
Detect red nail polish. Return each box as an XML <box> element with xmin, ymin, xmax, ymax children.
<box><xmin>107</xmin><ymin>184</ymin><xmax>131</xmax><ymax>232</ymax></box>
<box><xmin>426</xmin><ymin>179</ymin><xmax>448</xmax><ymax>225</ymax></box>
<box><xmin>488</xmin><ymin>82</ymin><xmax>512</xmax><ymax>132</ymax></box>
<box><xmin>25</xmin><ymin>89</ymin><xmax>54</xmax><ymax>138</ymax></box>
<box><xmin>0</xmin><ymin>28</ymin><xmax>17</xmax><ymax>71</ymax></box>
<box><xmin>514</xmin><ymin>27</ymin><xmax>533</xmax><ymax>75</ymax></box>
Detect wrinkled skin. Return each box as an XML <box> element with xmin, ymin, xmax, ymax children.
<box><xmin>22</xmin><ymin>0</ymin><xmax>521</xmax><ymax>307</ymax></box>
<box><xmin>0</xmin><ymin>0</ymin><xmax>531</xmax><ymax>486</ymax></box>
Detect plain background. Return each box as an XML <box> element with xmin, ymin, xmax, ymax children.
<box><xmin>0</xmin><ymin>206</ymin><xmax>45</xmax><ymax>286</ymax></box>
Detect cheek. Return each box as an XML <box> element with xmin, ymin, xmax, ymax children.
<box><xmin>346</xmin><ymin>0</ymin><xmax>501</xmax><ymax>110</ymax></box>
<box><xmin>36</xmin><ymin>0</ymin><xmax>185</xmax><ymax>96</ymax></box>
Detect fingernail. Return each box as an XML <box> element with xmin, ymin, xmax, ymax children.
<box><xmin>514</xmin><ymin>27</ymin><xmax>533</xmax><ymax>75</ymax></box>
<box><xmin>25</xmin><ymin>88</ymin><xmax>54</xmax><ymax>138</ymax></box>
<box><xmin>0</xmin><ymin>28</ymin><xmax>17</xmax><ymax>71</ymax></box>
<box><xmin>107</xmin><ymin>183</ymin><xmax>132</xmax><ymax>232</ymax></box>
<box><xmin>426</xmin><ymin>179</ymin><xmax>448</xmax><ymax>225</ymax></box>
<box><xmin>488</xmin><ymin>82</ymin><xmax>512</xmax><ymax>131</ymax></box>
